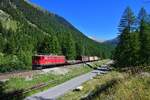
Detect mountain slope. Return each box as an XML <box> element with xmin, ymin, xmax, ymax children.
<box><xmin>0</xmin><ymin>0</ymin><xmax>114</xmax><ymax>72</ymax></box>
<box><xmin>104</xmin><ymin>37</ymin><xmax>119</xmax><ymax>46</ymax></box>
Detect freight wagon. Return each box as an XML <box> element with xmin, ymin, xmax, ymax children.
<box><xmin>77</xmin><ymin>56</ymin><xmax>99</xmax><ymax>62</ymax></box>
<box><xmin>78</xmin><ymin>56</ymin><xmax>89</xmax><ymax>62</ymax></box>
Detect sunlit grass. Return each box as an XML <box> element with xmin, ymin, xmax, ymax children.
<box><xmin>59</xmin><ymin>71</ymin><xmax>150</xmax><ymax>100</ymax></box>
<box><xmin>59</xmin><ymin>71</ymin><xmax>123</xmax><ymax>100</ymax></box>
<box><xmin>92</xmin><ymin>73</ymin><xmax>150</xmax><ymax>100</ymax></box>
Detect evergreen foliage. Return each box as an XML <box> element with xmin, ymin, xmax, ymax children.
<box><xmin>62</xmin><ymin>33</ymin><xmax>76</xmax><ymax>59</ymax></box>
<box><xmin>118</xmin><ymin>7</ymin><xmax>136</xmax><ymax>32</ymax></box>
<box><xmin>114</xmin><ymin>7</ymin><xmax>150</xmax><ymax>68</ymax></box>
<box><xmin>139</xmin><ymin>21</ymin><xmax>150</xmax><ymax>65</ymax></box>
<box><xmin>137</xmin><ymin>7</ymin><xmax>148</xmax><ymax>24</ymax></box>
<box><xmin>114</xmin><ymin>7</ymin><xmax>138</xmax><ymax>67</ymax></box>
<box><xmin>0</xmin><ymin>0</ymin><xmax>114</xmax><ymax>72</ymax></box>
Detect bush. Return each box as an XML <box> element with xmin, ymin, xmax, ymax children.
<box><xmin>0</xmin><ymin>54</ymin><xmax>29</xmax><ymax>72</ymax></box>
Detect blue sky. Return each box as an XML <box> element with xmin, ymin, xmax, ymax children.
<box><xmin>30</xmin><ymin>0</ymin><xmax>150</xmax><ymax>41</ymax></box>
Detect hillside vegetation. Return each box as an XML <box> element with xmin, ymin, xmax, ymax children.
<box><xmin>0</xmin><ymin>0</ymin><xmax>114</xmax><ymax>72</ymax></box>
<box><xmin>113</xmin><ymin>7</ymin><xmax>150</xmax><ymax>70</ymax></box>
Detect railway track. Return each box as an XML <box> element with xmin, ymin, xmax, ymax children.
<box><xmin>0</xmin><ymin>60</ymin><xmax>99</xmax><ymax>81</ymax></box>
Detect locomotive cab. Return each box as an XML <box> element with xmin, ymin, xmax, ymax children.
<box><xmin>32</xmin><ymin>55</ymin><xmax>66</xmax><ymax>70</ymax></box>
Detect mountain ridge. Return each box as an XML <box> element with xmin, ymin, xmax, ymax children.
<box><xmin>103</xmin><ymin>37</ymin><xmax>119</xmax><ymax>46</ymax></box>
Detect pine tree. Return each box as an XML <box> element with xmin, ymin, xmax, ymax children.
<box><xmin>0</xmin><ymin>35</ymin><xmax>4</xmax><ymax>52</ymax></box>
<box><xmin>0</xmin><ymin>22</ymin><xmax>4</xmax><ymax>52</ymax></box>
<box><xmin>49</xmin><ymin>35</ymin><xmax>61</xmax><ymax>55</ymax></box>
<box><xmin>139</xmin><ymin>21</ymin><xmax>150</xmax><ymax>65</ymax></box>
<box><xmin>76</xmin><ymin>41</ymin><xmax>83</xmax><ymax>58</ymax></box>
<box><xmin>118</xmin><ymin>7</ymin><xmax>136</xmax><ymax>33</ymax></box>
<box><xmin>136</xmin><ymin>7</ymin><xmax>147</xmax><ymax>30</ymax></box>
<box><xmin>101</xmin><ymin>52</ymin><xmax>106</xmax><ymax>59</ymax></box>
<box><xmin>138</xmin><ymin>8</ymin><xmax>148</xmax><ymax>21</ymax></box>
<box><xmin>114</xmin><ymin>7</ymin><xmax>140</xmax><ymax>67</ymax></box>
<box><xmin>37</xmin><ymin>36</ymin><xmax>51</xmax><ymax>54</ymax></box>
<box><xmin>129</xmin><ymin>32</ymin><xmax>140</xmax><ymax>66</ymax></box>
<box><xmin>0</xmin><ymin>22</ymin><xmax>2</xmax><ymax>33</ymax></box>
<box><xmin>137</xmin><ymin>8</ymin><xmax>150</xmax><ymax>66</ymax></box>
<box><xmin>3</xmin><ymin>30</ymin><xmax>16</xmax><ymax>54</ymax></box>
<box><xmin>114</xmin><ymin>28</ymin><xmax>131</xmax><ymax>67</ymax></box>
<box><xmin>62</xmin><ymin>33</ymin><xmax>76</xmax><ymax>60</ymax></box>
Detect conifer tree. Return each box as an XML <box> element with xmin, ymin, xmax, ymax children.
<box><xmin>3</xmin><ymin>30</ymin><xmax>17</xmax><ymax>54</ymax></box>
<box><xmin>118</xmin><ymin>6</ymin><xmax>136</xmax><ymax>33</ymax></box>
<box><xmin>37</xmin><ymin>36</ymin><xmax>51</xmax><ymax>54</ymax></box>
<box><xmin>62</xmin><ymin>33</ymin><xmax>76</xmax><ymax>60</ymax></box>
<box><xmin>76</xmin><ymin>41</ymin><xmax>83</xmax><ymax>57</ymax></box>
<box><xmin>114</xmin><ymin>28</ymin><xmax>131</xmax><ymax>67</ymax></box>
<box><xmin>128</xmin><ymin>32</ymin><xmax>140</xmax><ymax>66</ymax></box>
<box><xmin>114</xmin><ymin>7</ymin><xmax>139</xmax><ymax>67</ymax></box>
<box><xmin>137</xmin><ymin>7</ymin><xmax>148</xmax><ymax>24</ymax></box>
<box><xmin>0</xmin><ymin>35</ymin><xmax>4</xmax><ymax>52</ymax></box>
<box><xmin>0</xmin><ymin>22</ymin><xmax>2</xmax><ymax>33</ymax></box>
<box><xmin>0</xmin><ymin>22</ymin><xmax>4</xmax><ymax>52</ymax></box>
<box><xmin>139</xmin><ymin>21</ymin><xmax>150</xmax><ymax>65</ymax></box>
<box><xmin>101</xmin><ymin>52</ymin><xmax>106</xmax><ymax>59</ymax></box>
<box><xmin>49</xmin><ymin>35</ymin><xmax>61</xmax><ymax>55</ymax></box>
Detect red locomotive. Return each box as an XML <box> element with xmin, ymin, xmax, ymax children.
<box><xmin>32</xmin><ymin>55</ymin><xmax>99</xmax><ymax>70</ymax></box>
<box><xmin>32</xmin><ymin>55</ymin><xmax>66</xmax><ymax>70</ymax></box>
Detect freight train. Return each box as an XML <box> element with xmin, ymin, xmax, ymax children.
<box><xmin>32</xmin><ymin>55</ymin><xmax>99</xmax><ymax>70</ymax></box>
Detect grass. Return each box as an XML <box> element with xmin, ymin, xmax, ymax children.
<box><xmin>1</xmin><ymin>60</ymin><xmax>109</xmax><ymax>98</ymax></box>
<box><xmin>97</xmin><ymin>73</ymin><xmax>150</xmax><ymax>100</ymax></box>
<box><xmin>5</xmin><ymin>65</ymin><xmax>91</xmax><ymax>92</ymax></box>
<box><xmin>59</xmin><ymin>72</ymin><xmax>123</xmax><ymax>100</ymax></box>
<box><xmin>59</xmin><ymin>71</ymin><xmax>150</xmax><ymax>100</ymax></box>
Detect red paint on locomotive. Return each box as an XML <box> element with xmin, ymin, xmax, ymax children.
<box><xmin>32</xmin><ymin>55</ymin><xmax>66</xmax><ymax>66</ymax></box>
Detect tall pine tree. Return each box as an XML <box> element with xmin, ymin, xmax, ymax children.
<box><xmin>62</xmin><ymin>33</ymin><xmax>76</xmax><ymax>60</ymax></box>
<box><xmin>37</xmin><ymin>36</ymin><xmax>52</xmax><ymax>54</ymax></box>
<box><xmin>118</xmin><ymin>6</ymin><xmax>136</xmax><ymax>33</ymax></box>
<box><xmin>114</xmin><ymin>7</ymin><xmax>140</xmax><ymax>67</ymax></box>
<box><xmin>139</xmin><ymin>21</ymin><xmax>150</xmax><ymax>65</ymax></box>
<box><xmin>138</xmin><ymin>8</ymin><xmax>147</xmax><ymax>65</ymax></box>
<box><xmin>137</xmin><ymin>7</ymin><xmax>148</xmax><ymax>24</ymax></box>
<box><xmin>49</xmin><ymin>35</ymin><xmax>61</xmax><ymax>55</ymax></box>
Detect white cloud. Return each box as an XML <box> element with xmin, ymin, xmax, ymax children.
<box><xmin>88</xmin><ymin>36</ymin><xmax>105</xmax><ymax>43</ymax></box>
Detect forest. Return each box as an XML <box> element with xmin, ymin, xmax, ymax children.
<box><xmin>113</xmin><ymin>6</ymin><xmax>150</xmax><ymax>69</ymax></box>
<box><xmin>0</xmin><ymin>0</ymin><xmax>114</xmax><ymax>72</ymax></box>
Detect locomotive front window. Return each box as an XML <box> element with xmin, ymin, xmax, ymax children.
<box><xmin>33</xmin><ymin>56</ymin><xmax>41</xmax><ymax>60</ymax></box>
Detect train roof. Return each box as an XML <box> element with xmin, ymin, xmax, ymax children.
<box><xmin>33</xmin><ymin>55</ymin><xmax>65</xmax><ymax>57</ymax></box>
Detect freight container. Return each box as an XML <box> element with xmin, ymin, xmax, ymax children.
<box><xmin>89</xmin><ymin>56</ymin><xmax>94</xmax><ymax>61</ymax></box>
<box><xmin>94</xmin><ymin>56</ymin><xmax>99</xmax><ymax>60</ymax></box>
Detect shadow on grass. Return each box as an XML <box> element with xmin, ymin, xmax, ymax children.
<box><xmin>0</xmin><ymin>82</ymin><xmax>26</xmax><ymax>100</ymax></box>
<box><xmin>81</xmin><ymin>79</ymin><xmax>118</xmax><ymax>100</ymax></box>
